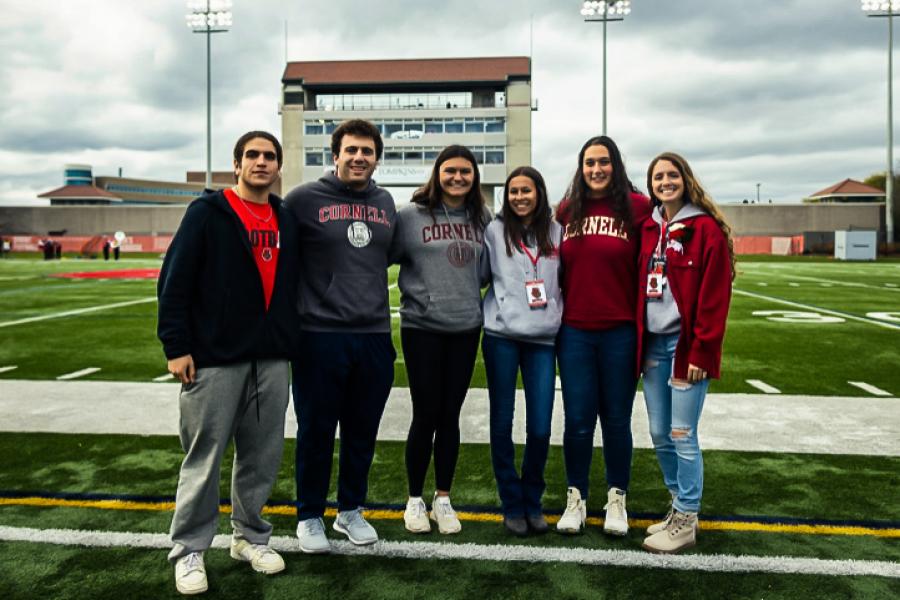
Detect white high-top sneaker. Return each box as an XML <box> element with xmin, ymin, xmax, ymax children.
<box><xmin>556</xmin><ymin>486</ymin><xmax>587</xmax><ymax>534</ymax></box>
<box><xmin>602</xmin><ymin>487</ymin><xmax>629</xmax><ymax>536</ymax></box>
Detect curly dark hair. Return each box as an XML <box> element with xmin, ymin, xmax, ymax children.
<box><xmin>558</xmin><ymin>135</ymin><xmax>639</xmax><ymax>234</ymax></box>
<box><xmin>501</xmin><ymin>166</ymin><xmax>555</xmax><ymax>257</ymax></box>
<box><xmin>331</xmin><ymin>119</ymin><xmax>384</xmax><ymax>160</ymax></box>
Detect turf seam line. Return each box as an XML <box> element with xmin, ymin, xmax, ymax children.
<box><xmin>0</xmin><ymin>526</ymin><xmax>897</xmax><ymax>578</ymax></box>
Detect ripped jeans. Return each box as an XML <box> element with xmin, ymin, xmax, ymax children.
<box><xmin>642</xmin><ymin>332</ymin><xmax>709</xmax><ymax>513</ymax></box>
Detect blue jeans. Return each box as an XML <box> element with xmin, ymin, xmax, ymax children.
<box><xmin>482</xmin><ymin>334</ymin><xmax>555</xmax><ymax>517</ymax></box>
<box><xmin>642</xmin><ymin>332</ymin><xmax>709</xmax><ymax>513</ymax></box>
<box><xmin>556</xmin><ymin>323</ymin><xmax>637</xmax><ymax>498</ymax></box>
<box><xmin>292</xmin><ymin>331</ymin><xmax>395</xmax><ymax>521</ymax></box>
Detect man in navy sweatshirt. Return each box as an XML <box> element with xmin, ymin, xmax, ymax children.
<box><xmin>284</xmin><ymin>119</ymin><xmax>397</xmax><ymax>553</ymax></box>
<box><xmin>158</xmin><ymin>131</ymin><xmax>299</xmax><ymax>594</ymax></box>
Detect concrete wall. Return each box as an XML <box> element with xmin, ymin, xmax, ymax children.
<box><xmin>505</xmin><ymin>80</ymin><xmax>532</xmax><ymax>169</ymax></box>
<box><xmin>0</xmin><ymin>206</ymin><xmax>187</xmax><ymax>236</ymax></box>
<box><xmin>1</xmin><ymin>202</ymin><xmax>885</xmax><ymax>239</ymax></box>
<box><xmin>719</xmin><ymin>203</ymin><xmax>884</xmax><ymax>237</ymax></box>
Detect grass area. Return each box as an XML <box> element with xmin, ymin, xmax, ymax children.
<box><xmin>1</xmin><ymin>432</ymin><xmax>899</xmax><ymax>598</ymax></box>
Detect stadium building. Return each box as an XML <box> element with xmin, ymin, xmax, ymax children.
<box><xmin>279</xmin><ymin>56</ymin><xmax>533</xmax><ymax>210</ymax></box>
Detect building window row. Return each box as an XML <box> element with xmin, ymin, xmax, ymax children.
<box><xmin>305</xmin><ymin>145</ymin><xmax>505</xmax><ymax>166</ymax></box>
<box><xmin>104</xmin><ymin>184</ymin><xmax>200</xmax><ymax>197</ymax></box>
<box><xmin>315</xmin><ymin>92</ymin><xmax>478</xmax><ymax>111</ymax></box>
<box><xmin>305</xmin><ymin>117</ymin><xmax>505</xmax><ymax>137</ymax></box>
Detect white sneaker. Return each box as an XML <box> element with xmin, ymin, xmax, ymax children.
<box><xmin>174</xmin><ymin>551</ymin><xmax>207</xmax><ymax>595</ymax></box>
<box><xmin>557</xmin><ymin>486</ymin><xmax>586</xmax><ymax>534</ymax></box>
<box><xmin>230</xmin><ymin>538</ymin><xmax>285</xmax><ymax>574</ymax></box>
<box><xmin>404</xmin><ymin>496</ymin><xmax>431</xmax><ymax>533</ymax></box>
<box><xmin>333</xmin><ymin>508</ymin><xmax>379</xmax><ymax>545</ymax></box>
<box><xmin>296</xmin><ymin>517</ymin><xmax>331</xmax><ymax>554</ymax></box>
<box><xmin>603</xmin><ymin>487</ymin><xmax>629</xmax><ymax>536</ymax></box>
<box><xmin>429</xmin><ymin>493</ymin><xmax>461</xmax><ymax>534</ymax></box>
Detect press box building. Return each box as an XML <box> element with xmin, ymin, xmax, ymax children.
<box><xmin>280</xmin><ymin>56</ymin><xmax>533</xmax><ymax>209</ymax></box>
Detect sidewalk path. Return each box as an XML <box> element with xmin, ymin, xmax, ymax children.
<box><xmin>1</xmin><ymin>380</ymin><xmax>897</xmax><ymax>456</ymax></box>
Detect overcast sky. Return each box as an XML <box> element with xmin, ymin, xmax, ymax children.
<box><xmin>0</xmin><ymin>0</ymin><xmax>892</xmax><ymax>206</ymax></box>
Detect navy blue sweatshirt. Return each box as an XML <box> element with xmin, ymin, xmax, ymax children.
<box><xmin>157</xmin><ymin>189</ymin><xmax>300</xmax><ymax>367</ymax></box>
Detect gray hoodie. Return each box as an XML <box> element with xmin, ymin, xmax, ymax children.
<box><xmin>481</xmin><ymin>217</ymin><xmax>563</xmax><ymax>346</ymax></box>
<box><xmin>390</xmin><ymin>201</ymin><xmax>490</xmax><ymax>332</ymax></box>
<box><xmin>284</xmin><ymin>172</ymin><xmax>396</xmax><ymax>333</ymax></box>
<box><xmin>646</xmin><ymin>202</ymin><xmax>706</xmax><ymax>334</ymax></box>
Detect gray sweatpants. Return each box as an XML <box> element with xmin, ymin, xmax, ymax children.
<box><xmin>168</xmin><ymin>359</ymin><xmax>290</xmax><ymax>562</ymax></box>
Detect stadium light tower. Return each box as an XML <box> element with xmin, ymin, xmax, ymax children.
<box><xmin>861</xmin><ymin>0</ymin><xmax>898</xmax><ymax>244</ymax></box>
<box><xmin>580</xmin><ymin>1</ymin><xmax>633</xmax><ymax>135</ymax></box>
<box><xmin>186</xmin><ymin>0</ymin><xmax>233</xmax><ymax>189</ymax></box>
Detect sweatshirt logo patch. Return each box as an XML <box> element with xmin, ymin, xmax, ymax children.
<box><xmin>447</xmin><ymin>241</ymin><xmax>474</xmax><ymax>267</ymax></box>
<box><xmin>347</xmin><ymin>221</ymin><xmax>373</xmax><ymax>248</ymax></box>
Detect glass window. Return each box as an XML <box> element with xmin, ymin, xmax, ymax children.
<box><xmin>485</xmin><ymin>149</ymin><xmax>505</xmax><ymax>164</ymax></box>
<box><xmin>485</xmin><ymin>119</ymin><xmax>505</xmax><ymax>133</ymax></box>
<box><xmin>305</xmin><ymin>123</ymin><xmax>324</xmax><ymax>135</ymax></box>
<box><xmin>324</xmin><ymin>121</ymin><xmax>337</xmax><ymax>134</ymax></box>
<box><xmin>383</xmin><ymin>123</ymin><xmax>403</xmax><ymax>138</ymax></box>
<box><xmin>404</xmin><ymin>151</ymin><xmax>423</xmax><ymax>163</ymax></box>
<box><xmin>464</xmin><ymin>120</ymin><xmax>485</xmax><ymax>133</ymax></box>
<box><xmin>424</xmin><ymin>120</ymin><xmax>443</xmax><ymax>134</ymax></box>
<box><xmin>305</xmin><ymin>151</ymin><xmax>324</xmax><ymax>166</ymax></box>
<box><xmin>444</xmin><ymin>121</ymin><xmax>463</xmax><ymax>133</ymax></box>
<box><xmin>384</xmin><ymin>151</ymin><xmax>403</xmax><ymax>164</ymax></box>
<box><xmin>471</xmin><ymin>148</ymin><xmax>485</xmax><ymax>164</ymax></box>
<box><xmin>424</xmin><ymin>150</ymin><xmax>439</xmax><ymax>161</ymax></box>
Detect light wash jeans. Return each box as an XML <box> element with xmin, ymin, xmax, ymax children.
<box><xmin>642</xmin><ymin>332</ymin><xmax>709</xmax><ymax>513</ymax></box>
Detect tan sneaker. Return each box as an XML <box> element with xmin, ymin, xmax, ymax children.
<box><xmin>174</xmin><ymin>552</ymin><xmax>207</xmax><ymax>595</ymax></box>
<box><xmin>404</xmin><ymin>496</ymin><xmax>432</xmax><ymax>533</ymax></box>
<box><xmin>642</xmin><ymin>511</ymin><xmax>698</xmax><ymax>554</ymax></box>
<box><xmin>430</xmin><ymin>493</ymin><xmax>462</xmax><ymax>534</ymax></box>
<box><xmin>602</xmin><ymin>487</ymin><xmax>628</xmax><ymax>536</ymax></box>
<box><xmin>556</xmin><ymin>487</ymin><xmax>586</xmax><ymax>534</ymax></box>
<box><xmin>230</xmin><ymin>538</ymin><xmax>285</xmax><ymax>574</ymax></box>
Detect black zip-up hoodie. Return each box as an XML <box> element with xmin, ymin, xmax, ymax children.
<box><xmin>157</xmin><ymin>189</ymin><xmax>300</xmax><ymax>367</ymax></box>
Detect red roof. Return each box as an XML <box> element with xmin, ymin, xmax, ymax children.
<box><xmin>283</xmin><ymin>57</ymin><xmax>530</xmax><ymax>85</ymax></box>
<box><xmin>808</xmin><ymin>178</ymin><xmax>885</xmax><ymax>198</ymax></box>
<box><xmin>38</xmin><ymin>185</ymin><xmax>121</xmax><ymax>199</ymax></box>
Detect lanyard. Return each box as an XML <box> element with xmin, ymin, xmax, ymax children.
<box><xmin>519</xmin><ymin>241</ymin><xmax>540</xmax><ymax>279</ymax></box>
<box><xmin>655</xmin><ymin>217</ymin><xmax>668</xmax><ymax>258</ymax></box>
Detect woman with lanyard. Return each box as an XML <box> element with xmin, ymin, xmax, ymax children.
<box><xmin>555</xmin><ymin>136</ymin><xmax>651</xmax><ymax>536</ymax></box>
<box><xmin>637</xmin><ymin>152</ymin><xmax>734</xmax><ymax>553</ymax></box>
<box><xmin>481</xmin><ymin>166</ymin><xmax>563</xmax><ymax>536</ymax></box>
<box><xmin>390</xmin><ymin>145</ymin><xmax>490</xmax><ymax>535</ymax></box>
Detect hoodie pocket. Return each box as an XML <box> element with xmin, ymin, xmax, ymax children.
<box><xmin>321</xmin><ymin>273</ymin><xmax>389</xmax><ymax>324</ymax></box>
<box><xmin>425</xmin><ymin>293</ymin><xmax>482</xmax><ymax>326</ymax></box>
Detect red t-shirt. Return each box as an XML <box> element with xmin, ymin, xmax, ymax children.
<box><xmin>225</xmin><ymin>189</ymin><xmax>280</xmax><ymax>310</ymax></box>
<box><xmin>557</xmin><ymin>192</ymin><xmax>651</xmax><ymax>330</ymax></box>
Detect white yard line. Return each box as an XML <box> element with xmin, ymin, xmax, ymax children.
<box><xmin>746</xmin><ymin>379</ymin><xmax>781</xmax><ymax>394</ymax></box>
<box><xmin>847</xmin><ymin>381</ymin><xmax>893</xmax><ymax>397</ymax></box>
<box><xmin>56</xmin><ymin>368</ymin><xmax>101</xmax><ymax>381</ymax></box>
<box><xmin>152</xmin><ymin>373</ymin><xmax>174</xmax><ymax>382</ymax></box>
<box><xmin>733</xmin><ymin>289</ymin><xmax>900</xmax><ymax>331</ymax></box>
<box><xmin>0</xmin><ymin>365</ymin><xmax>18</xmax><ymax>374</ymax></box>
<box><xmin>0</xmin><ymin>526</ymin><xmax>896</xmax><ymax>579</ymax></box>
<box><xmin>0</xmin><ymin>297</ymin><xmax>156</xmax><ymax>329</ymax></box>
<box><xmin>748</xmin><ymin>272</ymin><xmax>898</xmax><ymax>292</ymax></box>
<box><xmin>388</xmin><ymin>283</ymin><xmax>397</xmax><ymax>290</ymax></box>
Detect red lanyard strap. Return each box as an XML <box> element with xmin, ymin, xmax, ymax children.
<box><xmin>519</xmin><ymin>241</ymin><xmax>540</xmax><ymax>270</ymax></box>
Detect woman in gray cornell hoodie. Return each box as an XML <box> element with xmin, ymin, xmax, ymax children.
<box><xmin>390</xmin><ymin>145</ymin><xmax>490</xmax><ymax>535</ymax></box>
<box><xmin>481</xmin><ymin>166</ymin><xmax>563</xmax><ymax>536</ymax></box>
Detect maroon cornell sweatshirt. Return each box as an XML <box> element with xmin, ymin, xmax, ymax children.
<box><xmin>557</xmin><ymin>192</ymin><xmax>651</xmax><ymax>330</ymax></box>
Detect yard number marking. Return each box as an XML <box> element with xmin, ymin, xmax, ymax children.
<box><xmin>848</xmin><ymin>382</ymin><xmax>892</xmax><ymax>397</ymax></box>
<box><xmin>866</xmin><ymin>312</ymin><xmax>900</xmax><ymax>324</ymax></box>
<box><xmin>735</xmin><ymin>289</ymin><xmax>900</xmax><ymax>331</ymax></box>
<box><xmin>752</xmin><ymin>310</ymin><xmax>845</xmax><ymax>324</ymax></box>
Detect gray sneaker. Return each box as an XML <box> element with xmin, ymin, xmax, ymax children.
<box><xmin>333</xmin><ymin>508</ymin><xmax>378</xmax><ymax>545</ymax></box>
<box><xmin>296</xmin><ymin>517</ymin><xmax>331</xmax><ymax>554</ymax></box>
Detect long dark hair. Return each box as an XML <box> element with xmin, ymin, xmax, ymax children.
<box><xmin>411</xmin><ymin>145</ymin><xmax>488</xmax><ymax>231</ymax></box>
<box><xmin>501</xmin><ymin>166</ymin><xmax>555</xmax><ymax>257</ymax></box>
<box><xmin>559</xmin><ymin>135</ymin><xmax>638</xmax><ymax>234</ymax></box>
<box><xmin>647</xmin><ymin>152</ymin><xmax>736</xmax><ymax>281</ymax></box>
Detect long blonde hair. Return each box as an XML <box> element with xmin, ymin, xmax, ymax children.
<box><xmin>647</xmin><ymin>152</ymin><xmax>736</xmax><ymax>281</ymax></box>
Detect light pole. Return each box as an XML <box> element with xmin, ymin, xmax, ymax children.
<box><xmin>580</xmin><ymin>1</ymin><xmax>633</xmax><ymax>135</ymax></box>
<box><xmin>861</xmin><ymin>0</ymin><xmax>898</xmax><ymax>244</ymax></box>
<box><xmin>756</xmin><ymin>183</ymin><xmax>761</xmax><ymax>204</ymax></box>
<box><xmin>186</xmin><ymin>0</ymin><xmax>233</xmax><ymax>190</ymax></box>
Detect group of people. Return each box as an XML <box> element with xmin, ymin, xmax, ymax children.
<box><xmin>157</xmin><ymin>120</ymin><xmax>734</xmax><ymax>595</ymax></box>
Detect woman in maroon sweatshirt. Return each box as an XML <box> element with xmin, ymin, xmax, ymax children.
<box><xmin>554</xmin><ymin>136</ymin><xmax>651</xmax><ymax>536</ymax></box>
<box><xmin>637</xmin><ymin>152</ymin><xmax>734</xmax><ymax>554</ymax></box>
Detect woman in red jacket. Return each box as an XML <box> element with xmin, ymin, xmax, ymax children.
<box><xmin>637</xmin><ymin>152</ymin><xmax>734</xmax><ymax>554</ymax></box>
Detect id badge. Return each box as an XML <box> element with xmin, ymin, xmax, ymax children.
<box><xmin>525</xmin><ymin>279</ymin><xmax>548</xmax><ymax>309</ymax></box>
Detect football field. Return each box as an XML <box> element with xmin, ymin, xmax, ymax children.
<box><xmin>0</xmin><ymin>255</ymin><xmax>898</xmax><ymax>598</ymax></box>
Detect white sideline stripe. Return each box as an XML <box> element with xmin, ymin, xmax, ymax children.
<box><xmin>0</xmin><ymin>365</ymin><xmax>18</xmax><ymax>374</ymax></box>
<box><xmin>152</xmin><ymin>373</ymin><xmax>174</xmax><ymax>382</ymax></box>
<box><xmin>388</xmin><ymin>283</ymin><xmax>397</xmax><ymax>290</ymax></box>
<box><xmin>733</xmin><ymin>289</ymin><xmax>900</xmax><ymax>331</ymax></box>
<box><xmin>746</xmin><ymin>379</ymin><xmax>781</xmax><ymax>394</ymax></box>
<box><xmin>0</xmin><ymin>297</ymin><xmax>157</xmax><ymax>329</ymax></box>
<box><xmin>848</xmin><ymin>381</ymin><xmax>892</xmax><ymax>397</ymax></box>
<box><xmin>0</xmin><ymin>526</ymin><xmax>897</xmax><ymax>579</ymax></box>
<box><xmin>555</xmin><ymin>376</ymin><xmax>562</xmax><ymax>390</ymax></box>
<box><xmin>56</xmin><ymin>368</ymin><xmax>101</xmax><ymax>381</ymax></box>
<box><xmin>788</xmin><ymin>282</ymin><xmax>799</xmax><ymax>287</ymax></box>
<box><xmin>887</xmin><ymin>283</ymin><xmax>898</xmax><ymax>288</ymax></box>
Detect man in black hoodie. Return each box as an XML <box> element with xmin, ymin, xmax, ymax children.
<box><xmin>285</xmin><ymin>119</ymin><xmax>396</xmax><ymax>553</ymax></box>
<box><xmin>158</xmin><ymin>131</ymin><xmax>299</xmax><ymax>594</ymax></box>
